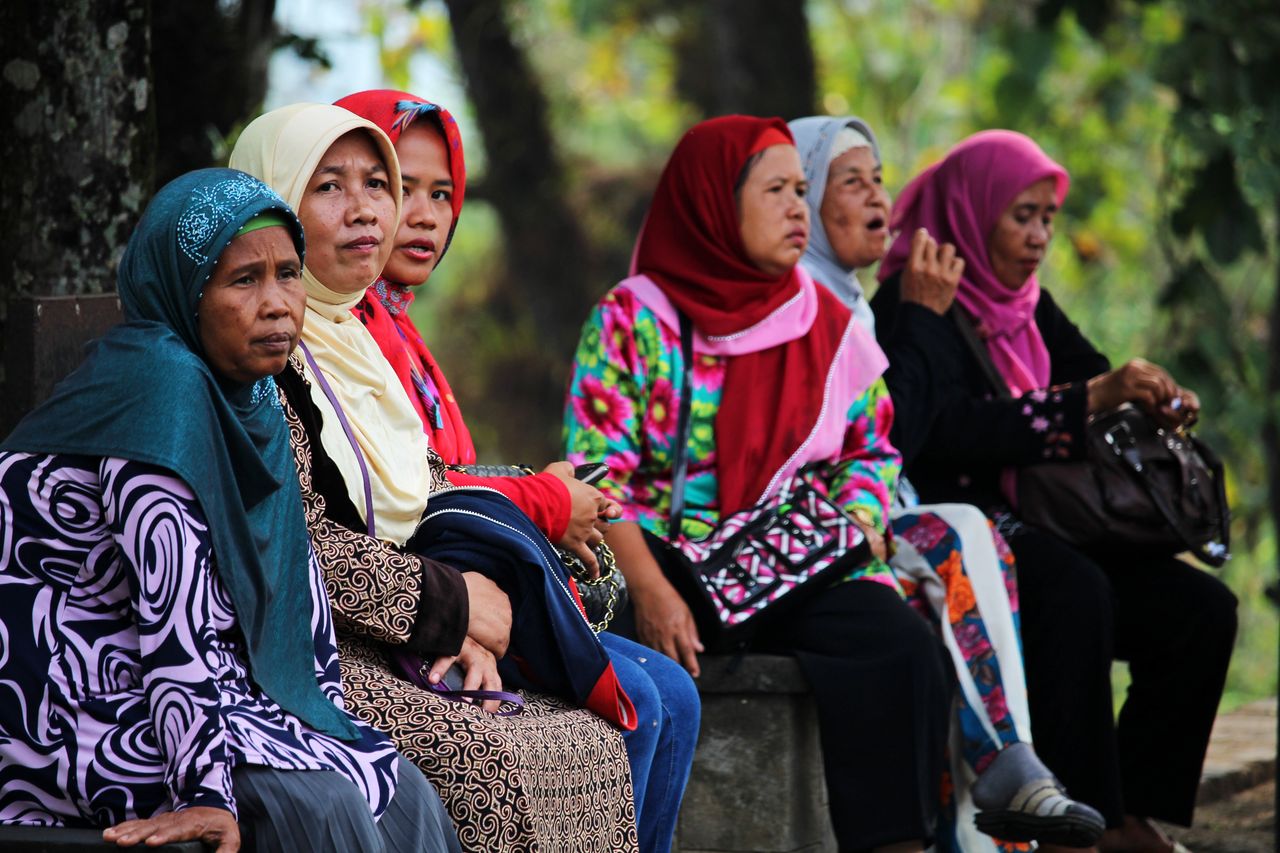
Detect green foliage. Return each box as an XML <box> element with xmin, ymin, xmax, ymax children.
<box><xmin>370</xmin><ymin>0</ymin><xmax>1278</xmax><ymax>703</ymax></box>
<box><xmin>1020</xmin><ymin>0</ymin><xmax>1280</xmax><ymax>706</ymax></box>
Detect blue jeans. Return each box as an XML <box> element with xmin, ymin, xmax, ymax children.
<box><xmin>601</xmin><ymin>631</ymin><xmax>700</xmax><ymax>853</ymax></box>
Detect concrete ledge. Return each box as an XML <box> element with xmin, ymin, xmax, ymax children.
<box><xmin>693</xmin><ymin>653</ymin><xmax>811</xmax><ymax>695</ymax></box>
<box><xmin>1196</xmin><ymin>698</ymin><xmax>1276</xmax><ymax>807</ymax></box>
<box><xmin>675</xmin><ymin>656</ymin><xmax>1274</xmax><ymax>852</ymax></box>
<box><xmin>676</xmin><ymin>654</ymin><xmax>835</xmax><ymax>853</ymax></box>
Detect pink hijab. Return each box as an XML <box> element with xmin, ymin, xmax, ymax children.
<box><xmin>879</xmin><ymin>130</ymin><xmax>1069</xmax><ymax>396</ymax></box>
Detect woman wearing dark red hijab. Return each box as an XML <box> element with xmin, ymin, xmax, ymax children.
<box><xmin>332</xmin><ymin>90</ymin><xmax>700</xmax><ymax>853</ymax></box>
<box><xmin>564</xmin><ymin>115</ymin><xmax>951</xmax><ymax>851</ymax></box>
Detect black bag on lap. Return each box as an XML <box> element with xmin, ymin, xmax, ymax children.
<box><xmin>1015</xmin><ymin>404</ymin><xmax>1230</xmax><ymax>566</ymax></box>
<box><xmin>954</xmin><ymin>313</ymin><xmax>1230</xmax><ymax>567</ymax></box>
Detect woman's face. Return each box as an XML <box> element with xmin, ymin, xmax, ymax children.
<box><xmin>737</xmin><ymin>143</ymin><xmax>810</xmax><ymax>276</ymax></box>
<box><xmin>198</xmin><ymin>226</ymin><xmax>306</xmax><ymax>383</ymax></box>
<box><xmin>987</xmin><ymin>177</ymin><xmax>1058</xmax><ymax>290</ymax></box>
<box><xmin>819</xmin><ymin>146</ymin><xmax>891</xmax><ymax>270</ymax></box>
<box><xmin>298</xmin><ymin>130</ymin><xmax>397</xmax><ymax>294</ymax></box>
<box><xmin>382</xmin><ymin>122</ymin><xmax>455</xmax><ymax>287</ymax></box>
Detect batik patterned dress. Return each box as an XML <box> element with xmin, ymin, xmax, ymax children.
<box><xmin>277</xmin><ymin>359</ymin><xmax>640</xmax><ymax>853</ymax></box>
<box><xmin>0</xmin><ymin>452</ymin><xmax>399</xmax><ymax>827</ymax></box>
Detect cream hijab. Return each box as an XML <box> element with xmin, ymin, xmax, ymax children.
<box><xmin>231</xmin><ymin>103</ymin><xmax>433</xmax><ymax>545</ymax></box>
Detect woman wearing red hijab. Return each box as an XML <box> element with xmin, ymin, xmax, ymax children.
<box><xmin>564</xmin><ymin>115</ymin><xmax>951</xmax><ymax>852</ymax></box>
<box><xmin>874</xmin><ymin>131</ymin><xmax>1237</xmax><ymax>853</ymax></box>
<box><xmin>333</xmin><ymin>89</ymin><xmax>615</xmax><ymax>576</ymax></box>
<box><xmin>333</xmin><ymin>90</ymin><xmax>700</xmax><ymax>853</ymax></box>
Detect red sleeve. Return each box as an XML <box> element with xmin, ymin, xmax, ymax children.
<box><xmin>444</xmin><ymin>470</ymin><xmax>572</xmax><ymax>542</ymax></box>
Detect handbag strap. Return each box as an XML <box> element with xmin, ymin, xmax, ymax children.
<box><xmin>951</xmin><ymin>309</ymin><xmax>1013</xmax><ymax>400</ymax></box>
<box><xmin>1194</xmin><ymin>437</ymin><xmax>1233</xmax><ymax>563</ymax></box>
<box><xmin>389</xmin><ymin>649</ymin><xmax>525</xmax><ymax>716</ymax></box>
<box><xmin>668</xmin><ymin>313</ymin><xmax>695</xmax><ymax>542</ymax></box>
<box><xmin>298</xmin><ymin>340</ymin><xmax>377</xmax><ymax>538</ymax></box>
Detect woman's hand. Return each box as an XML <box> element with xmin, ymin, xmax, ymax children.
<box><xmin>1169</xmin><ymin>387</ymin><xmax>1201</xmax><ymax>427</ymax></box>
<box><xmin>543</xmin><ymin>461</ymin><xmax>621</xmax><ymax>579</ymax></box>
<box><xmin>430</xmin><ymin>636</ymin><xmax>505</xmax><ymax>713</ymax></box>
<box><xmin>852</xmin><ymin>520</ymin><xmax>888</xmax><ymax>562</ymax></box>
<box><xmin>462</xmin><ymin>571</ymin><xmax>512</xmax><ymax>658</ymax></box>
<box><xmin>1086</xmin><ymin>358</ymin><xmax>1195</xmax><ymax>427</ymax></box>
<box><xmin>632</xmin><ymin>576</ymin><xmax>705</xmax><ymax>678</ymax></box>
<box><xmin>103</xmin><ymin>807</ymin><xmax>239</xmax><ymax>852</ymax></box>
<box><xmin>900</xmin><ymin>227</ymin><xmax>965</xmax><ymax>316</ymax></box>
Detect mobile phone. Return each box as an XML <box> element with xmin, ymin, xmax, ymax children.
<box><xmin>574</xmin><ymin>462</ymin><xmax>609</xmax><ymax>485</ymax></box>
<box><xmin>441</xmin><ymin>663</ymin><xmax>466</xmax><ymax>692</ymax></box>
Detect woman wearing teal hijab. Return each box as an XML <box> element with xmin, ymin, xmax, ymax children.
<box><xmin>0</xmin><ymin>168</ymin><xmax>458</xmax><ymax>853</ymax></box>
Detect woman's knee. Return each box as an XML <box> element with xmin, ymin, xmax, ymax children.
<box><xmin>232</xmin><ymin>765</ymin><xmax>381</xmax><ymax>852</ymax></box>
<box><xmin>1177</xmin><ymin>567</ymin><xmax>1238</xmax><ymax>650</ymax></box>
<box><xmin>380</xmin><ymin>757</ymin><xmax>459</xmax><ymax>853</ymax></box>
<box><xmin>603</xmin><ymin>631</ymin><xmax>700</xmax><ymax>728</ymax></box>
<box><xmin>1016</xmin><ymin>532</ymin><xmax>1115</xmax><ymax>626</ymax></box>
<box><xmin>643</xmin><ymin>649</ymin><xmax>701</xmax><ymax>726</ymax></box>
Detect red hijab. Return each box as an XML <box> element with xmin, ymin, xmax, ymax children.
<box><xmin>335</xmin><ymin>89</ymin><xmax>476</xmax><ymax>464</ymax></box>
<box><xmin>637</xmin><ymin>116</ymin><xmax>854</xmax><ymax>516</ymax></box>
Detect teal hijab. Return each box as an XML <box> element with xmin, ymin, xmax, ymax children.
<box><xmin>2</xmin><ymin>167</ymin><xmax>358</xmax><ymax>741</ymax></box>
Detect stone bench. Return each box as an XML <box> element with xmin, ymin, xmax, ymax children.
<box><xmin>675</xmin><ymin>654</ymin><xmax>836</xmax><ymax>853</ymax></box>
<box><xmin>0</xmin><ymin>826</ymin><xmax>203</xmax><ymax>851</ymax></box>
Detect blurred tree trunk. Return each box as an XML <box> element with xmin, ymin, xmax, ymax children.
<box><xmin>0</xmin><ymin>0</ymin><xmax>153</xmax><ymax>428</ymax></box>
<box><xmin>442</xmin><ymin>0</ymin><xmax>597</xmax><ymax>463</ymax></box>
<box><xmin>1267</xmin><ymin>200</ymin><xmax>1280</xmax><ymax>584</ymax></box>
<box><xmin>151</xmin><ymin>0</ymin><xmax>276</xmax><ymax>184</ymax></box>
<box><xmin>0</xmin><ymin>0</ymin><xmax>154</xmax><ymax>302</ymax></box>
<box><xmin>669</xmin><ymin>0</ymin><xmax>817</xmax><ymax>119</ymax></box>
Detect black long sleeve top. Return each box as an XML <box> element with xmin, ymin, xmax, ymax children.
<box><xmin>871</xmin><ymin>272</ymin><xmax>1111</xmax><ymax>512</ymax></box>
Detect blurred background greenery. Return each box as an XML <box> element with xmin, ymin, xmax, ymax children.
<box><xmin>4</xmin><ymin>0</ymin><xmax>1277</xmax><ymax>710</ymax></box>
<box><xmin>331</xmin><ymin>0</ymin><xmax>1277</xmax><ymax>710</ymax></box>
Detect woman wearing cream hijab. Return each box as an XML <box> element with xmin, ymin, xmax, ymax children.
<box><xmin>231</xmin><ymin>103</ymin><xmax>436</xmax><ymax>543</ymax></box>
<box><xmin>229</xmin><ymin>104</ymin><xmax>687</xmax><ymax>853</ymax></box>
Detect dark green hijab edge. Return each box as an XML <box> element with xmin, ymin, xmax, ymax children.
<box><xmin>3</xmin><ymin>167</ymin><xmax>360</xmax><ymax>741</ymax></box>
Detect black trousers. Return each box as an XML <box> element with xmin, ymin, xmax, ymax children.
<box><xmin>780</xmin><ymin>580</ymin><xmax>953</xmax><ymax>852</ymax></box>
<box><xmin>1010</xmin><ymin>526</ymin><xmax>1238</xmax><ymax>827</ymax></box>
<box><xmin>616</xmin><ymin>577</ymin><xmax>953</xmax><ymax>852</ymax></box>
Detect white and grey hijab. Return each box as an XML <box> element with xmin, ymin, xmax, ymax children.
<box><xmin>788</xmin><ymin>115</ymin><xmax>882</xmax><ymax>333</ymax></box>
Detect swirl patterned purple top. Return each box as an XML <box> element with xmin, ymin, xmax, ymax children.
<box><xmin>0</xmin><ymin>452</ymin><xmax>400</xmax><ymax>827</ymax></box>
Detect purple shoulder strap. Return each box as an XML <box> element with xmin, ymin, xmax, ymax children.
<box><xmin>298</xmin><ymin>341</ymin><xmax>377</xmax><ymax>538</ymax></box>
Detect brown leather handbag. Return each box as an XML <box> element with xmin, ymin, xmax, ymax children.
<box><xmin>1015</xmin><ymin>404</ymin><xmax>1230</xmax><ymax>566</ymax></box>
<box><xmin>953</xmin><ymin>313</ymin><xmax>1231</xmax><ymax>567</ymax></box>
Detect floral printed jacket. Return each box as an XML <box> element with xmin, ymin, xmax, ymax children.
<box><xmin>564</xmin><ymin>286</ymin><xmax>902</xmax><ymax>582</ymax></box>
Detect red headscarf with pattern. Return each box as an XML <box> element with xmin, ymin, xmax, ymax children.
<box><xmin>635</xmin><ymin>115</ymin><xmax>856</xmax><ymax>516</ymax></box>
<box><xmin>335</xmin><ymin>89</ymin><xmax>476</xmax><ymax>464</ymax></box>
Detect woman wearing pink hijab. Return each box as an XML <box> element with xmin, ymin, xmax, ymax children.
<box><xmin>873</xmin><ymin>130</ymin><xmax>1236</xmax><ymax>853</ymax></box>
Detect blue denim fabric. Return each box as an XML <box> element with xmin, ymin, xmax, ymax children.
<box><xmin>601</xmin><ymin>632</ymin><xmax>700</xmax><ymax>853</ymax></box>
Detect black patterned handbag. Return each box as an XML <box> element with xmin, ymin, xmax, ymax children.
<box><xmin>654</xmin><ymin>314</ymin><xmax>872</xmax><ymax>649</ymax></box>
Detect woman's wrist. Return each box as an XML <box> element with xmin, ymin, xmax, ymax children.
<box><xmin>1086</xmin><ymin>373</ymin><xmax>1109</xmax><ymax>413</ymax></box>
